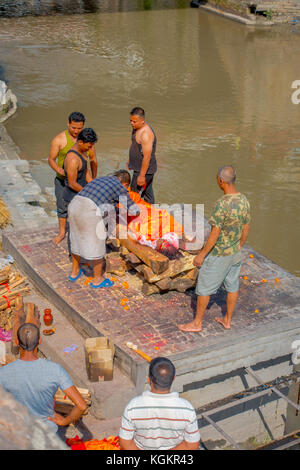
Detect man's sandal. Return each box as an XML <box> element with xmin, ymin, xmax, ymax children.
<box><xmin>90</xmin><ymin>278</ymin><xmax>115</xmax><ymax>289</ymax></box>
<box><xmin>68</xmin><ymin>269</ymin><xmax>84</xmax><ymax>282</ymax></box>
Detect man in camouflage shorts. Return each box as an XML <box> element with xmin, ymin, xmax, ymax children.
<box><xmin>178</xmin><ymin>165</ymin><xmax>250</xmax><ymax>332</ymax></box>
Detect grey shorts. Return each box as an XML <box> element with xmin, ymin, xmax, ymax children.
<box><xmin>195</xmin><ymin>251</ymin><xmax>242</xmax><ymax>296</ymax></box>
<box><xmin>54</xmin><ymin>177</ymin><xmax>68</xmax><ymax>219</ymax></box>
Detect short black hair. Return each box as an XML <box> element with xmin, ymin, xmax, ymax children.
<box><xmin>149</xmin><ymin>357</ymin><xmax>176</xmax><ymax>391</ymax></box>
<box><xmin>17</xmin><ymin>323</ymin><xmax>40</xmax><ymax>351</ymax></box>
<box><xmin>68</xmin><ymin>112</ymin><xmax>85</xmax><ymax>124</ymax></box>
<box><xmin>130</xmin><ymin>107</ymin><xmax>145</xmax><ymax>118</ymax></box>
<box><xmin>77</xmin><ymin>128</ymin><xmax>98</xmax><ymax>144</ymax></box>
<box><xmin>113</xmin><ymin>170</ymin><xmax>131</xmax><ymax>186</ymax></box>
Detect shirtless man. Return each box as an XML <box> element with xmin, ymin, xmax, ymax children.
<box><xmin>127</xmin><ymin>107</ymin><xmax>157</xmax><ymax>204</ymax></box>
<box><xmin>48</xmin><ymin>112</ymin><xmax>98</xmax><ymax>245</ymax></box>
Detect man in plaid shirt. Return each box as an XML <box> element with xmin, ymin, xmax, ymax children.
<box><xmin>67</xmin><ymin>172</ymin><xmax>139</xmax><ymax>288</ymax></box>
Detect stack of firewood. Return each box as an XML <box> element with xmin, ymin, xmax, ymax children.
<box><xmin>106</xmin><ymin>236</ymin><xmax>197</xmax><ymax>295</ymax></box>
<box><xmin>0</xmin><ymin>266</ymin><xmax>30</xmax><ymax>331</ymax></box>
<box><xmin>54</xmin><ymin>387</ymin><xmax>91</xmax><ymax>415</ymax></box>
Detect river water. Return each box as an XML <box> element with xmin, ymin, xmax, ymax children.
<box><xmin>0</xmin><ymin>1</ymin><xmax>300</xmax><ymax>276</ymax></box>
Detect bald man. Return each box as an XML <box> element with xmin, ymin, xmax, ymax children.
<box><xmin>178</xmin><ymin>165</ymin><xmax>251</xmax><ymax>333</ymax></box>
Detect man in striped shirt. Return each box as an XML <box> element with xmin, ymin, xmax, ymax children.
<box><xmin>119</xmin><ymin>357</ymin><xmax>200</xmax><ymax>450</ymax></box>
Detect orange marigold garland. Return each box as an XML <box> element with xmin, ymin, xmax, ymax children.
<box><xmin>66</xmin><ymin>435</ymin><xmax>120</xmax><ymax>450</ymax></box>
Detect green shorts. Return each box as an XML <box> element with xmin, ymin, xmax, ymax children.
<box><xmin>195</xmin><ymin>251</ymin><xmax>242</xmax><ymax>296</ymax></box>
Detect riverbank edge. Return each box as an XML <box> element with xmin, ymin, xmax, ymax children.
<box><xmin>194</xmin><ymin>2</ymin><xmax>274</xmax><ymax>26</ymax></box>
<box><xmin>0</xmin><ymin>116</ymin><xmax>57</xmax><ymax>233</ymax></box>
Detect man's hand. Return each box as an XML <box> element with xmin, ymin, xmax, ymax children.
<box><xmin>193</xmin><ymin>251</ymin><xmax>205</xmax><ymax>268</ymax></box>
<box><xmin>47</xmin><ymin>385</ymin><xmax>87</xmax><ymax>428</ymax></box>
<box><xmin>137</xmin><ymin>174</ymin><xmax>146</xmax><ymax>187</ymax></box>
<box><xmin>126</xmin><ymin>160</ymin><xmax>130</xmax><ymax>170</ymax></box>
<box><xmin>57</xmin><ymin>167</ymin><xmax>65</xmax><ymax>177</ymax></box>
<box><xmin>47</xmin><ymin>412</ymin><xmax>68</xmax><ymax>427</ymax></box>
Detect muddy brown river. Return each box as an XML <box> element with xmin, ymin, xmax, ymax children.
<box><xmin>1</xmin><ymin>0</ymin><xmax>300</xmax><ymax>276</ymax></box>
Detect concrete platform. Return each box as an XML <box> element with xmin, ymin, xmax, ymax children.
<box><xmin>3</xmin><ymin>227</ymin><xmax>300</xmax><ymax>398</ymax></box>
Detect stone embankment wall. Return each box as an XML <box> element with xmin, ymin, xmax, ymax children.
<box><xmin>0</xmin><ymin>0</ymin><xmax>99</xmax><ymax>16</ymax></box>
<box><xmin>0</xmin><ymin>81</ymin><xmax>17</xmax><ymax>124</ymax></box>
<box><xmin>0</xmin><ymin>81</ymin><xmax>56</xmax><ymax>233</ymax></box>
<box><xmin>0</xmin><ymin>385</ymin><xmax>68</xmax><ymax>450</ymax></box>
<box><xmin>196</xmin><ymin>0</ymin><xmax>300</xmax><ymax>23</ymax></box>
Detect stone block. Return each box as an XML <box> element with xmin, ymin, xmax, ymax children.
<box><xmin>0</xmin><ymin>386</ymin><xmax>68</xmax><ymax>450</ymax></box>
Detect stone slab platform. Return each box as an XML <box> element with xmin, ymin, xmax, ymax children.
<box><xmin>3</xmin><ymin>227</ymin><xmax>300</xmax><ymax>393</ymax></box>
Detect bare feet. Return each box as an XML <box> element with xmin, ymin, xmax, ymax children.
<box><xmin>215</xmin><ymin>317</ymin><xmax>231</xmax><ymax>330</ymax></box>
<box><xmin>178</xmin><ymin>322</ymin><xmax>202</xmax><ymax>333</ymax></box>
<box><xmin>52</xmin><ymin>233</ymin><xmax>65</xmax><ymax>245</ymax></box>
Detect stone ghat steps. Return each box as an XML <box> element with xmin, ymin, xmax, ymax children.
<box><xmin>0</xmin><ymin>159</ymin><xmax>56</xmax><ymax>231</ymax></box>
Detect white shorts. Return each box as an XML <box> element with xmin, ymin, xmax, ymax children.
<box><xmin>68</xmin><ymin>195</ymin><xmax>107</xmax><ymax>260</ymax></box>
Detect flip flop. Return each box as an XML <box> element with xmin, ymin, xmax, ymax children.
<box><xmin>68</xmin><ymin>269</ymin><xmax>84</xmax><ymax>282</ymax></box>
<box><xmin>90</xmin><ymin>278</ymin><xmax>115</xmax><ymax>289</ymax></box>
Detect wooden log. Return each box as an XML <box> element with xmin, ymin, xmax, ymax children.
<box><xmin>0</xmin><ymin>266</ymin><xmax>10</xmax><ymax>284</ymax></box>
<box><xmin>11</xmin><ymin>297</ymin><xmax>25</xmax><ymax>355</ymax></box>
<box><xmin>0</xmin><ymin>277</ymin><xmax>27</xmax><ymax>297</ymax></box>
<box><xmin>0</xmin><ymin>288</ymin><xmax>30</xmax><ymax>310</ymax></box>
<box><xmin>54</xmin><ymin>387</ymin><xmax>91</xmax><ymax>415</ymax></box>
<box><xmin>124</xmin><ymin>252</ymin><xmax>142</xmax><ymax>265</ymax></box>
<box><xmin>0</xmin><ymin>292</ymin><xmax>30</xmax><ymax>312</ymax></box>
<box><xmin>119</xmin><ymin>246</ymin><xmax>129</xmax><ymax>255</ymax></box>
<box><xmin>155</xmin><ymin>278</ymin><xmax>172</xmax><ymax>291</ymax></box>
<box><xmin>139</xmin><ymin>252</ymin><xmax>195</xmax><ymax>283</ymax></box>
<box><xmin>176</xmin><ymin>267</ymin><xmax>198</xmax><ymax>281</ymax></box>
<box><xmin>155</xmin><ymin>269</ymin><xmax>197</xmax><ymax>293</ymax></box>
<box><xmin>25</xmin><ymin>302</ymin><xmax>41</xmax><ymax>329</ymax></box>
<box><xmin>106</xmin><ymin>252</ymin><xmax>122</xmax><ymax>259</ymax></box>
<box><xmin>105</xmin><ymin>256</ymin><xmax>127</xmax><ymax>277</ymax></box>
<box><xmin>170</xmin><ymin>276</ymin><xmax>196</xmax><ymax>293</ymax></box>
<box><xmin>142</xmin><ymin>282</ymin><xmax>160</xmax><ymax>296</ymax></box>
<box><xmin>119</xmin><ymin>236</ymin><xmax>169</xmax><ymax>274</ymax></box>
<box><xmin>106</xmin><ymin>238</ymin><xmax>120</xmax><ymax>249</ymax></box>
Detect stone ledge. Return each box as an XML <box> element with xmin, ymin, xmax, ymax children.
<box><xmin>0</xmin><ymin>385</ymin><xmax>69</xmax><ymax>450</ymax></box>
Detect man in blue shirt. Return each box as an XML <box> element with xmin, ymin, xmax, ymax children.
<box><xmin>67</xmin><ymin>171</ymin><xmax>140</xmax><ymax>288</ymax></box>
<box><xmin>0</xmin><ymin>323</ymin><xmax>87</xmax><ymax>433</ymax></box>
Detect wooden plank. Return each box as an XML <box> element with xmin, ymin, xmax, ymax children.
<box><xmin>119</xmin><ymin>235</ymin><xmax>169</xmax><ymax>274</ymax></box>
<box><xmin>11</xmin><ymin>296</ymin><xmax>25</xmax><ymax>355</ymax></box>
<box><xmin>25</xmin><ymin>302</ymin><xmax>41</xmax><ymax>328</ymax></box>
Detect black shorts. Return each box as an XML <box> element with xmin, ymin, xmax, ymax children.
<box><xmin>54</xmin><ymin>177</ymin><xmax>68</xmax><ymax>218</ymax></box>
<box><xmin>131</xmin><ymin>172</ymin><xmax>155</xmax><ymax>204</ymax></box>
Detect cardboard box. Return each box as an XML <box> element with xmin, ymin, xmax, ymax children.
<box><xmin>84</xmin><ymin>337</ymin><xmax>115</xmax><ymax>382</ymax></box>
